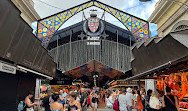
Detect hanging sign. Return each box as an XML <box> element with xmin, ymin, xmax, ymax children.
<box><xmin>87</xmin><ymin>36</ymin><xmax>100</xmax><ymax>40</ymax></box>
<box><xmin>117</xmin><ymin>81</ymin><xmax>138</xmax><ymax>86</ymax></box>
<box><xmin>0</xmin><ymin>62</ymin><xmax>16</xmax><ymax>74</ymax></box>
<box><xmin>87</xmin><ymin>36</ymin><xmax>100</xmax><ymax>45</ymax></box>
<box><xmin>145</xmin><ymin>79</ymin><xmax>155</xmax><ymax>91</ymax></box>
<box><xmin>93</xmin><ymin>87</ymin><xmax>100</xmax><ymax>91</ymax></box>
<box><xmin>87</xmin><ymin>42</ymin><xmax>100</xmax><ymax>45</ymax></box>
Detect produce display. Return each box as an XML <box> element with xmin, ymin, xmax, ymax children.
<box><xmin>156</xmin><ymin>72</ymin><xmax>188</xmax><ymax>101</ymax></box>
<box><xmin>165</xmin><ymin>73</ymin><xmax>180</xmax><ymax>91</ymax></box>
<box><xmin>179</xmin><ymin>102</ymin><xmax>188</xmax><ymax>109</ymax></box>
<box><xmin>179</xmin><ymin>72</ymin><xmax>188</xmax><ymax>101</ymax></box>
<box><xmin>156</xmin><ymin>76</ymin><xmax>164</xmax><ymax>91</ymax></box>
<box><xmin>156</xmin><ymin>72</ymin><xmax>188</xmax><ymax>110</ymax></box>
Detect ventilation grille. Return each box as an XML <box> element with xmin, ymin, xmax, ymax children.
<box><xmin>174</xmin><ymin>25</ymin><xmax>188</xmax><ymax>31</ymax></box>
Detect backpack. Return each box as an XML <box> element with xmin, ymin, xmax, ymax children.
<box><xmin>17</xmin><ymin>100</ymin><xmax>26</xmax><ymax>111</ymax></box>
<box><xmin>113</xmin><ymin>98</ymin><xmax>120</xmax><ymax>111</ymax></box>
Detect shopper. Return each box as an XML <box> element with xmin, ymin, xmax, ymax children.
<box><xmin>68</xmin><ymin>92</ymin><xmax>82</xmax><ymax>111</ymax></box>
<box><xmin>23</xmin><ymin>91</ymin><xmax>38</xmax><ymax>111</ymax></box>
<box><xmin>136</xmin><ymin>90</ymin><xmax>144</xmax><ymax>111</ymax></box>
<box><xmin>91</xmin><ymin>91</ymin><xmax>99</xmax><ymax>111</ymax></box>
<box><xmin>76</xmin><ymin>93</ymin><xmax>81</xmax><ymax>102</ymax></box>
<box><xmin>59</xmin><ymin>89</ymin><xmax>67</xmax><ymax>104</ymax></box>
<box><xmin>133</xmin><ymin>90</ymin><xmax>138</xmax><ymax>108</ymax></box>
<box><xmin>80</xmin><ymin>88</ymin><xmax>87</xmax><ymax>111</ymax></box>
<box><xmin>149</xmin><ymin>91</ymin><xmax>161</xmax><ymax>111</ymax></box>
<box><xmin>106</xmin><ymin>90</ymin><xmax>114</xmax><ymax>111</ymax></box>
<box><xmin>87</xmin><ymin>91</ymin><xmax>92</xmax><ymax>109</ymax></box>
<box><xmin>113</xmin><ymin>90</ymin><xmax>119</xmax><ymax>100</ymax></box>
<box><xmin>50</xmin><ymin>94</ymin><xmax>64</xmax><ymax>111</ymax></box>
<box><xmin>118</xmin><ymin>89</ymin><xmax>128</xmax><ymax>111</ymax></box>
<box><xmin>102</xmin><ymin>91</ymin><xmax>106</xmax><ymax>103</ymax></box>
<box><xmin>141</xmin><ymin>89</ymin><xmax>146</xmax><ymax>111</ymax></box>
<box><xmin>162</xmin><ymin>86</ymin><xmax>179</xmax><ymax>111</ymax></box>
<box><xmin>126</xmin><ymin>88</ymin><xmax>134</xmax><ymax>111</ymax></box>
<box><xmin>145</xmin><ymin>89</ymin><xmax>152</xmax><ymax>111</ymax></box>
<box><xmin>59</xmin><ymin>89</ymin><xmax>68</xmax><ymax>107</ymax></box>
<box><xmin>42</xmin><ymin>90</ymin><xmax>54</xmax><ymax>111</ymax></box>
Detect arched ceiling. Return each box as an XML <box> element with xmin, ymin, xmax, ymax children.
<box><xmin>37</xmin><ymin>0</ymin><xmax>149</xmax><ymax>47</ymax></box>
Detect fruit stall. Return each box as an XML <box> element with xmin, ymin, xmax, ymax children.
<box><xmin>51</xmin><ymin>85</ymin><xmax>77</xmax><ymax>94</ymax></box>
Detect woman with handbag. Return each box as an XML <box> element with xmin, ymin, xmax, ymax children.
<box><xmin>23</xmin><ymin>91</ymin><xmax>38</xmax><ymax>111</ymax></box>
<box><xmin>106</xmin><ymin>91</ymin><xmax>115</xmax><ymax>111</ymax></box>
<box><xmin>162</xmin><ymin>86</ymin><xmax>180</xmax><ymax>111</ymax></box>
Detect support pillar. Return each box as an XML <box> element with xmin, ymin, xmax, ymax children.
<box><xmin>34</xmin><ymin>78</ymin><xmax>41</xmax><ymax>111</ymax></box>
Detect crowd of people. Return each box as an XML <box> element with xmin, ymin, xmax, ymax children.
<box><xmin>21</xmin><ymin>86</ymin><xmax>180</xmax><ymax>111</ymax></box>
<box><xmin>106</xmin><ymin>86</ymin><xmax>179</xmax><ymax>111</ymax></box>
<box><xmin>22</xmin><ymin>88</ymin><xmax>103</xmax><ymax>111</ymax></box>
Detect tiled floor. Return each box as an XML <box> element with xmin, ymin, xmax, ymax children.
<box><xmin>41</xmin><ymin>107</ymin><xmax>137</xmax><ymax>111</ymax></box>
<box><xmin>87</xmin><ymin>107</ymin><xmax>107</xmax><ymax>111</ymax></box>
<box><xmin>41</xmin><ymin>99</ymin><xmax>137</xmax><ymax>111</ymax></box>
<box><xmin>87</xmin><ymin>107</ymin><xmax>137</xmax><ymax>111</ymax></box>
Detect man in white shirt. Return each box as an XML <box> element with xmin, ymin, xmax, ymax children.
<box><xmin>126</xmin><ymin>88</ymin><xmax>134</xmax><ymax>111</ymax></box>
<box><xmin>118</xmin><ymin>89</ymin><xmax>128</xmax><ymax>111</ymax></box>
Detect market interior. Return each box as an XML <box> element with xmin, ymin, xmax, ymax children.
<box><xmin>0</xmin><ymin>0</ymin><xmax>188</xmax><ymax>110</ymax></box>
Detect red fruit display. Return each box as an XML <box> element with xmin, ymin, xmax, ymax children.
<box><xmin>179</xmin><ymin>72</ymin><xmax>188</xmax><ymax>101</ymax></box>
<box><xmin>174</xmin><ymin>73</ymin><xmax>181</xmax><ymax>82</ymax></box>
<box><xmin>179</xmin><ymin>102</ymin><xmax>188</xmax><ymax>109</ymax></box>
<box><xmin>156</xmin><ymin>77</ymin><xmax>164</xmax><ymax>91</ymax></box>
<box><xmin>174</xmin><ymin>83</ymin><xmax>180</xmax><ymax>91</ymax></box>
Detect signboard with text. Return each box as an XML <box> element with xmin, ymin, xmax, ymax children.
<box><xmin>0</xmin><ymin>62</ymin><xmax>16</xmax><ymax>74</ymax></box>
<box><xmin>145</xmin><ymin>79</ymin><xmax>155</xmax><ymax>91</ymax></box>
<box><xmin>93</xmin><ymin>87</ymin><xmax>100</xmax><ymax>91</ymax></box>
<box><xmin>87</xmin><ymin>36</ymin><xmax>100</xmax><ymax>45</ymax></box>
<box><xmin>117</xmin><ymin>81</ymin><xmax>138</xmax><ymax>86</ymax></box>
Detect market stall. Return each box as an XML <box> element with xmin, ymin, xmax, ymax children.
<box><xmin>51</xmin><ymin>85</ymin><xmax>77</xmax><ymax>94</ymax></box>
<box><xmin>156</xmin><ymin>72</ymin><xmax>188</xmax><ymax>110</ymax></box>
<box><xmin>108</xmin><ymin>80</ymin><xmax>141</xmax><ymax>90</ymax></box>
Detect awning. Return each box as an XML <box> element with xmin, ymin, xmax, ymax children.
<box><xmin>111</xmin><ymin>81</ymin><xmax>117</xmax><ymax>86</ymax></box>
<box><xmin>130</xmin><ymin>30</ymin><xmax>188</xmax><ymax>79</ymax></box>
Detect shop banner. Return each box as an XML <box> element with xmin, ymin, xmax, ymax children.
<box><xmin>93</xmin><ymin>87</ymin><xmax>100</xmax><ymax>91</ymax></box>
<box><xmin>117</xmin><ymin>81</ymin><xmax>138</xmax><ymax>86</ymax></box>
<box><xmin>145</xmin><ymin>79</ymin><xmax>155</xmax><ymax>91</ymax></box>
<box><xmin>0</xmin><ymin>62</ymin><xmax>16</xmax><ymax>74</ymax></box>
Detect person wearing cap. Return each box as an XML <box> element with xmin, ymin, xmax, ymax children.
<box><xmin>118</xmin><ymin>89</ymin><xmax>128</xmax><ymax>111</ymax></box>
<box><xmin>42</xmin><ymin>90</ymin><xmax>54</xmax><ymax>111</ymax></box>
<box><xmin>126</xmin><ymin>88</ymin><xmax>134</xmax><ymax>111</ymax></box>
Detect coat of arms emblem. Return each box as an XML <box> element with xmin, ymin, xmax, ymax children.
<box><xmin>83</xmin><ymin>9</ymin><xmax>105</xmax><ymax>37</ymax></box>
<box><xmin>88</xmin><ymin>17</ymin><xmax>99</xmax><ymax>33</ymax></box>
